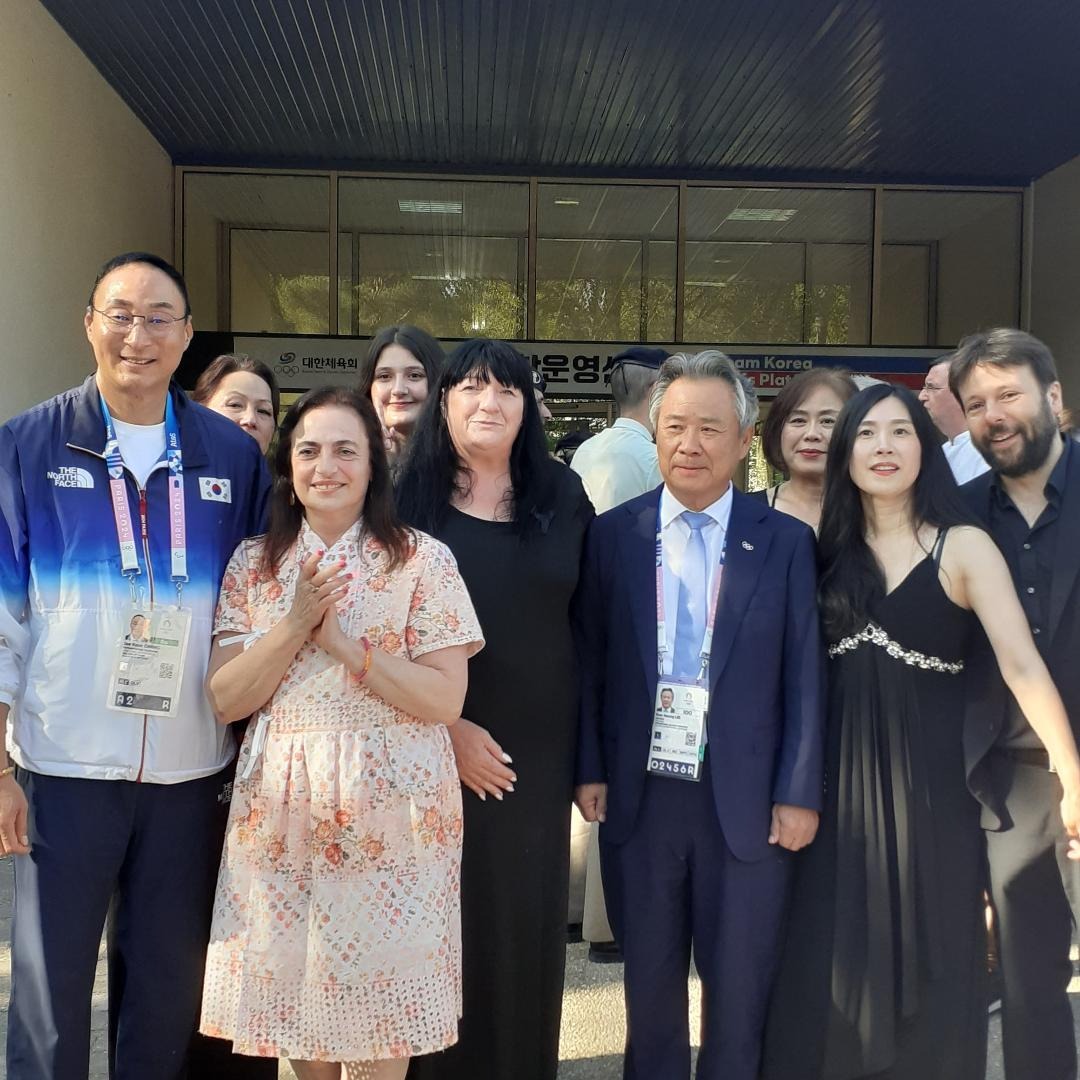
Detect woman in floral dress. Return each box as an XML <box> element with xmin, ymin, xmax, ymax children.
<box><xmin>199</xmin><ymin>386</ymin><xmax>483</xmax><ymax>1080</ymax></box>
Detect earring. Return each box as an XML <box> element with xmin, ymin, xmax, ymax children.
<box><xmin>289</xmin><ymin>489</ymin><xmax>295</xmax><ymax>506</ymax></box>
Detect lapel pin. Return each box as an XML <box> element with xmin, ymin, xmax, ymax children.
<box><xmin>741</xmin><ymin>540</ymin><xmax>754</xmax><ymax>551</ymax></box>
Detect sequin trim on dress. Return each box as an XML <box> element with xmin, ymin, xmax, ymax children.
<box><xmin>828</xmin><ymin>621</ymin><xmax>964</xmax><ymax>674</ymax></box>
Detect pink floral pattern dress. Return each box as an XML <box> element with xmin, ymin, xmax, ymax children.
<box><xmin>199</xmin><ymin>521</ymin><xmax>483</xmax><ymax>1062</ymax></box>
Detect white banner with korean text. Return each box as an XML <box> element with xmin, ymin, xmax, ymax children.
<box><xmin>233</xmin><ymin>335</ymin><xmax>942</xmax><ymax>399</ymax></box>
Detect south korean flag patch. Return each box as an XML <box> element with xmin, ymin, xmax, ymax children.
<box><xmin>199</xmin><ymin>477</ymin><xmax>232</xmax><ymax>503</ymax></box>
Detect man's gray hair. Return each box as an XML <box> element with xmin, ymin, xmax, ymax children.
<box><xmin>649</xmin><ymin>350</ymin><xmax>759</xmax><ymax>432</ymax></box>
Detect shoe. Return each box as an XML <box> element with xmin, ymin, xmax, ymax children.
<box><xmin>567</xmin><ymin>922</ymin><xmax>583</xmax><ymax>944</ymax></box>
<box><xmin>588</xmin><ymin>941</ymin><xmax>622</xmax><ymax>964</ymax></box>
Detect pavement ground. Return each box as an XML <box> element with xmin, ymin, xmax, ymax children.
<box><xmin>0</xmin><ymin>857</ymin><xmax>1072</xmax><ymax>1078</ymax></box>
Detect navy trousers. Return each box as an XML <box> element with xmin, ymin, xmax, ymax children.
<box><xmin>600</xmin><ymin>766</ymin><xmax>793</xmax><ymax>1080</ymax></box>
<box><xmin>7</xmin><ymin>768</ymin><xmax>228</xmax><ymax>1080</ymax></box>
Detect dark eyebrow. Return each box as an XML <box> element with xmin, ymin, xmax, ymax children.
<box><xmin>103</xmin><ymin>298</ymin><xmax>180</xmax><ymax>310</ymax></box>
<box><xmin>294</xmin><ymin>439</ymin><xmax>361</xmax><ymax>450</ymax></box>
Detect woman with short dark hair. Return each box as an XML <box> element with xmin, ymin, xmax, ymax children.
<box><xmin>751</xmin><ymin>368</ymin><xmax>856</xmax><ymax>531</ymax></box>
<box><xmin>192</xmin><ymin>353</ymin><xmax>281</xmax><ymax>454</ymax></box>
<box><xmin>763</xmin><ymin>384</ymin><xmax>1080</xmax><ymax>1080</ymax></box>
<box><xmin>397</xmin><ymin>340</ymin><xmax>593</xmax><ymax>1080</ymax></box>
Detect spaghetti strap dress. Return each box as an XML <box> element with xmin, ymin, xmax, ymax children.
<box><xmin>762</xmin><ymin>530</ymin><xmax>988</xmax><ymax>1080</ymax></box>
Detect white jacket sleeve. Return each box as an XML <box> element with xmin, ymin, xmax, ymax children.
<box><xmin>0</xmin><ymin>425</ymin><xmax>30</xmax><ymax>706</ymax></box>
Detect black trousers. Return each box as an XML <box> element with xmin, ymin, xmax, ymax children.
<box><xmin>986</xmin><ymin>754</ymin><xmax>1080</xmax><ymax>1080</ymax></box>
<box><xmin>7</xmin><ymin>770</ymin><xmax>225</xmax><ymax>1080</ymax></box>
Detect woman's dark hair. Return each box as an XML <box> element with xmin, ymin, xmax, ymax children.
<box><xmin>760</xmin><ymin>368</ymin><xmax>858</xmax><ymax>476</ymax></box>
<box><xmin>358</xmin><ymin>324</ymin><xmax>444</xmax><ymax>401</ymax></box>
<box><xmin>817</xmin><ymin>383</ymin><xmax>977</xmax><ymax>641</ymax></box>
<box><xmin>261</xmin><ymin>386</ymin><xmax>411</xmax><ymax>576</ymax></box>
<box><xmin>395</xmin><ymin>338</ymin><xmax>558</xmax><ymax>538</ymax></box>
<box><xmin>89</xmin><ymin>252</ymin><xmax>191</xmax><ymax>316</ymax></box>
<box><xmin>191</xmin><ymin>353</ymin><xmax>281</xmax><ymax>420</ymax></box>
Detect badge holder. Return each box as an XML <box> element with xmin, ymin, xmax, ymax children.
<box><xmin>647</xmin><ymin>507</ymin><xmax>726</xmax><ymax>784</ymax></box>
<box><xmin>100</xmin><ymin>393</ymin><xmax>192</xmax><ymax>720</ymax></box>
<box><xmin>107</xmin><ymin>596</ymin><xmax>192</xmax><ymax>718</ymax></box>
<box><xmin>647</xmin><ymin>678</ymin><xmax>708</xmax><ymax>781</ymax></box>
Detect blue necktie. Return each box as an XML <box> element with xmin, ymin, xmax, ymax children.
<box><xmin>673</xmin><ymin>510</ymin><xmax>712</xmax><ymax>679</ymax></box>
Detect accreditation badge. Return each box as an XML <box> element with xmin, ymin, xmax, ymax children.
<box><xmin>106</xmin><ymin>605</ymin><xmax>192</xmax><ymax>718</ymax></box>
<box><xmin>646</xmin><ymin>678</ymin><xmax>708</xmax><ymax>782</ymax></box>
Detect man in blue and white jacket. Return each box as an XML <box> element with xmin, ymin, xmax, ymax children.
<box><xmin>0</xmin><ymin>252</ymin><xmax>269</xmax><ymax>1078</ymax></box>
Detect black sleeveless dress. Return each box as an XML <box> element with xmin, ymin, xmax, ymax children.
<box><xmin>763</xmin><ymin>535</ymin><xmax>988</xmax><ymax>1080</ymax></box>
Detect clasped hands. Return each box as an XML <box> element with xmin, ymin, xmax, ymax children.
<box><xmin>286</xmin><ymin>551</ymin><xmax>355</xmax><ymax>660</ymax></box>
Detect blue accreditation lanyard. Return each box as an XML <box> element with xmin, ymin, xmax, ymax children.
<box><xmin>655</xmin><ymin>506</ymin><xmax>727</xmax><ymax>681</ymax></box>
<box><xmin>100</xmin><ymin>393</ymin><xmax>188</xmax><ymax>605</ymax></box>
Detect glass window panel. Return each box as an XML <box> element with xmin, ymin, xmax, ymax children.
<box><xmin>685</xmin><ymin>187</ymin><xmax>872</xmax><ymax>344</ymax></box>
<box><xmin>183</xmin><ymin>173</ymin><xmax>330</xmax><ymax>333</ymax></box>
<box><xmin>876</xmin><ymin>245</ymin><xmax>931</xmax><ymax>346</ymax></box>
<box><xmin>338</xmin><ymin>178</ymin><xmax>527</xmax><ymax>338</ymax></box>
<box><xmin>876</xmin><ymin>191</ymin><xmax>1021</xmax><ymax>346</ymax></box>
<box><xmin>684</xmin><ymin>242</ymin><xmax>805</xmax><ymax>343</ymax></box>
<box><xmin>806</xmin><ymin>244</ymin><xmax>870</xmax><ymax>344</ymax></box>
<box><xmin>230</xmin><ymin>230</ymin><xmax>330</xmax><ymax>334</ymax></box>
<box><xmin>537</xmin><ymin>184</ymin><xmax>677</xmax><ymax>342</ymax></box>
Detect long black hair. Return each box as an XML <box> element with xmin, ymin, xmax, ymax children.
<box><xmin>261</xmin><ymin>386</ymin><xmax>411</xmax><ymax>576</ymax></box>
<box><xmin>817</xmin><ymin>383</ymin><xmax>977</xmax><ymax>641</ymax></box>
<box><xmin>358</xmin><ymin>324</ymin><xmax>445</xmax><ymax>401</ymax></box>
<box><xmin>395</xmin><ymin>338</ymin><xmax>558</xmax><ymax>538</ymax></box>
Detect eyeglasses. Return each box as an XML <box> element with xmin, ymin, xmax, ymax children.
<box><xmin>921</xmin><ymin>382</ymin><xmax>947</xmax><ymax>394</ymax></box>
<box><xmin>91</xmin><ymin>307</ymin><xmax>189</xmax><ymax>335</ymax></box>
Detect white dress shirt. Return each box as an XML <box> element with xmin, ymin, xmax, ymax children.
<box><xmin>657</xmin><ymin>483</ymin><xmax>733</xmax><ymax>677</ymax></box>
<box><xmin>942</xmin><ymin>430</ymin><xmax>990</xmax><ymax>485</ymax></box>
<box><xmin>571</xmin><ymin>418</ymin><xmax>662</xmax><ymax>513</ymax></box>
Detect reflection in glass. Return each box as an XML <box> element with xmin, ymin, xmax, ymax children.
<box><xmin>684</xmin><ymin>188</ymin><xmax>872</xmax><ymax>345</ymax></box>
<box><xmin>183</xmin><ymin>173</ymin><xmax>330</xmax><ymax>333</ymax></box>
<box><xmin>338</xmin><ymin>178</ymin><xmax>527</xmax><ymax>338</ymax></box>
<box><xmin>537</xmin><ymin>184</ymin><xmax>677</xmax><ymax>342</ymax></box>
<box><xmin>876</xmin><ymin>191</ymin><xmax>1021</xmax><ymax>346</ymax></box>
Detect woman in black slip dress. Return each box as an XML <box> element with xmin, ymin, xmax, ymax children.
<box><xmin>762</xmin><ymin>383</ymin><xmax>1080</xmax><ymax>1080</ymax></box>
<box><xmin>748</xmin><ymin>368</ymin><xmax>857</xmax><ymax>532</ymax></box>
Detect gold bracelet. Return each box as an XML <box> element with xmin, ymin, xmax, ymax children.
<box><xmin>0</xmin><ymin>765</ymin><xmax>15</xmax><ymax>779</ymax></box>
<box><xmin>352</xmin><ymin>636</ymin><xmax>373</xmax><ymax>684</ymax></box>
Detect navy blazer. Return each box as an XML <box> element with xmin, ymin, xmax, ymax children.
<box><xmin>573</xmin><ymin>486</ymin><xmax>825</xmax><ymax>862</ymax></box>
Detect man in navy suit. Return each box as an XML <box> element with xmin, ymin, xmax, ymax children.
<box><xmin>574</xmin><ymin>350</ymin><xmax>825</xmax><ymax>1080</ymax></box>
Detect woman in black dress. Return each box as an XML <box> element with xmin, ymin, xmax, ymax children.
<box><xmin>763</xmin><ymin>384</ymin><xmax>1080</xmax><ymax>1080</ymax></box>
<box><xmin>749</xmin><ymin>367</ymin><xmax>855</xmax><ymax>531</ymax></box>
<box><xmin>397</xmin><ymin>339</ymin><xmax>593</xmax><ymax>1080</ymax></box>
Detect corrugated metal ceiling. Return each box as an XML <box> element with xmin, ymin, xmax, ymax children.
<box><xmin>39</xmin><ymin>0</ymin><xmax>1080</xmax><ymax>184</ymax></box>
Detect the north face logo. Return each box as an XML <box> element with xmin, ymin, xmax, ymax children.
<box><xmin>47</xmin><ymin>467</ymin><xmax>94</xmax><ymax>489</ymax></box>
